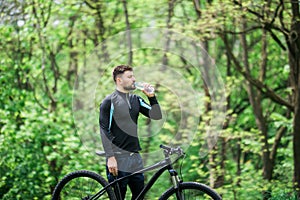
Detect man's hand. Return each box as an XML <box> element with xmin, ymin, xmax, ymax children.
<box><xmin>142</xmin><ymin>83</ymin><xmax>155</xmax><ymax>97</ymax></box>
<box><xmin>107</xmin><ymin>156</ymin><xmax>118</xmax><ymax>176</ymax></box>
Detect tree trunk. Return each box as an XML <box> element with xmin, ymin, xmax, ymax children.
<box><xmin>121</xmin><ymin>0</ymin><xmax>132</xmax><ymax>65</ymax></box>
<box><xmin>293</xmin><ymin>86</ymin><xmax>300</xmax><ymax>198</ymax></box>
<box><xmin>162</xmin><ymin>0</ymin><xmax>175</xmax><ymax>69</ymax></box>
<box><xmin>192</xmin><ymin>1</ymin><xmax>224</xmax><ymax>188</ymax></box>
<box><xmin>289</xmin><ymin>16</ymin><xmax>300</xmax><ymax>200</ymax></box>
<box><xmin>239</xmin><ymin>15</ymin><xmax>274</xmax><ymax>182</ymax></box>
<box><xmin>288</xmin><ymin>0</ymin><xmax>300</xmax><ymax>196</ymax></box>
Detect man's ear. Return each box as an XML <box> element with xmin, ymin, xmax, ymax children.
<box><xmin>116</xmin><ymin>77</ymin><xmax>122</xmax><ymax>84</ymax></box>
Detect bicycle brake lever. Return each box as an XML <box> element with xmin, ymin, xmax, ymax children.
<box><xmin>174</xmin><ymin>147</ymin><xmax>184</xmax><ymax>156</ymax></box>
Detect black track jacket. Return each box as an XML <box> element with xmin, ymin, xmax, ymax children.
<box><xmin>99</xmin><ymin>90</ymin><xmax>162</xmax><ymax>158</ymax></box>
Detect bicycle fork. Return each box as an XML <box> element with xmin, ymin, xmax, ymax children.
<box><xmin>168</xmin><ymin>169</ymin><xmax>184</xmax><ymax>200</ymax></box>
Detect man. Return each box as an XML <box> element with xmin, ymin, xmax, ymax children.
<box><xmin>99</xmin><ymin>65</ymin><xmax>162</xmax><ymax>200</ymax></box>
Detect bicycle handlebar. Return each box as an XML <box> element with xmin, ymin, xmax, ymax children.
<box><xmin>160</xmin><ymin>144</ymin><xmax>184</xmax><ymax>157</ymax></box>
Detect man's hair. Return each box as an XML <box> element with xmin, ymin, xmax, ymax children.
<box><xmin>112</xmin><ymin>65</ymin><xmax>133</xmax><ymax>82</ymax></box>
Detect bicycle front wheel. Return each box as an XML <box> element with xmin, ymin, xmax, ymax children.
<box><xmin>52</xmin><ymin>170</ymin><xmax>116</xmax><ymax>200</ymax></box>
<box><xmin>159</xmin><ymin>182</ymin><xmax>222</xmax><ymax>200</ymax></box>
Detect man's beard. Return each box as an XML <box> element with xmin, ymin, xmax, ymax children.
<box><xmin>124</xmin><ymin>84</ymin><xmax>135</xmax><ymax>91</ymax></box>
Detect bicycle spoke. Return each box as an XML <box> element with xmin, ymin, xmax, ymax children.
<box><xmin>57</xmin><ymin>176</ymin><xmax>110</xmax><ymax>200</ymax></box>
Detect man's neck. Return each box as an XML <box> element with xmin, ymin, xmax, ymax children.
<box><xmin>116</xmin><ymin>86</ymin><xmax>129</xmax><ymax>94</ymax></box>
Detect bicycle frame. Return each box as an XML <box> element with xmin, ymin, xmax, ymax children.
<box><xmin>90</xmin><ymin>154</ymin><xmax>183</xmax><ymax>200</ymax></box>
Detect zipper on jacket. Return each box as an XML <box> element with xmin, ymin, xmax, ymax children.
<box><xmin>126</xmin><ymin>93</ymin><xmax>132</xmax><ymax>109</ymax></box>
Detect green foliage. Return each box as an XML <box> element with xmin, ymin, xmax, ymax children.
<box><xmin>0</xmin><ymin>0</ymin><xmax>298</xmax><ymax>199</ymax></box>
<box><xmin>268</xmin><ymin>191</ymin><xmax>298</xmax><ymax>200</ymax></box>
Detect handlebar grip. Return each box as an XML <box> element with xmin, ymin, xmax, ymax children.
<box><xmin>160</xmin><ymin>144</ymin><xmax>172</xmax><ymax>151</ymax></box>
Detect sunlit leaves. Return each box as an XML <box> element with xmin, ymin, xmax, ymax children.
<box><xmin>0</xmin><ymin>0</ymin><xmax>297</xmax><ymax>199</ymax></box>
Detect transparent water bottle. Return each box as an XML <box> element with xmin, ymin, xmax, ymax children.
<box><xmin>134</xmin><ymin>82</ymin><xmax>154</xmax><ymax>93</ymax></box>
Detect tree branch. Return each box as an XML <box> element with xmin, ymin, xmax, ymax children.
<box><xmin>84</xmin><ymin>0</ymin><xmax>96</xmax><ymax>9</ymax></box>
<box><xmin>232</xmin><ymin>0</ymin><xmax>263</xmax><ymax>19</ymax></box>
<box><xmin>231</xmin><ymin>0</ymin><xmax>288</xmax><ymax>51</ymax></box>
<box><xmin>221</xmin><ymin>35</ymin><xmax>294</xmax><ymax>111</ymax></box>
<box><xmin>270</xmin><ymin>126</ymin><xmax>286</xmax><ymax>161</ymax></box>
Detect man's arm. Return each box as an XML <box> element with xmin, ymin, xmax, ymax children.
<box><xmin>99</xmin><ymin>98</ymin><xmax>115</xmax><ymax>158</ymax></box>
<box><xmin>100</xmin><ymin>98</ymin><xmax>119</xmax><ymax>176</ymax></box>
<box><xmin>139</xmin><ymin>96</ymin><xmax>162</xmax><ymax>120</ymax></box>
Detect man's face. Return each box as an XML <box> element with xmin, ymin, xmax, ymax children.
<box><xmin>117</xmin><ymin>70</ymin><xmax>136</xmax><ymax>91</ymax></box>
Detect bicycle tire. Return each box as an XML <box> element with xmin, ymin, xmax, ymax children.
<box><xmin>52</xmin><ymin>170</ymin><xmax>116</xmax><ymax>200</ymax></box>
<box><xmin>159</xmin><ymin>182</ymin><xmax>222</xmax><ymax>200</ymax></box>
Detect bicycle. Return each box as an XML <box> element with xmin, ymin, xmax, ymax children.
<box><xmin>52</xmin><ymin>145</ymin><xmax>222</xmax><ymax>200</ymax></box>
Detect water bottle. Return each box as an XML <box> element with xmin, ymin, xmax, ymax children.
<box><xmin>134</xmin><ymin>82</ymin><xmax>154</xmax><ymax>93</ymax></box>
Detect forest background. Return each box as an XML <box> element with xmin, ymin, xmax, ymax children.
<box><xmin>1</xmin><ymin>0</ymin><xmax>300</xmax><ymax>199</ymax></box>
